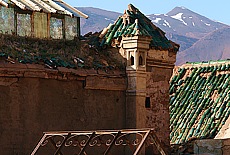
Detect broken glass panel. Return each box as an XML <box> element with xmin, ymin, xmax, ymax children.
<box><xmin>50</xmin><ymin>17</ymin><xmax>63</xmax><ymax>39</ymax></box>
<box><xmin>0</xmin><ymin>6</ymin><xmax>14</xmax><ymax>35</ymax></box>
<box><xmin>17</xmin><ymin>13</ymin><xmax>31</xmax><ymax>37</ymax></box>
<box><xmin>65</xmin><ymin>16</ymin><xmax>78</xmax><ymax>40</ymax></box>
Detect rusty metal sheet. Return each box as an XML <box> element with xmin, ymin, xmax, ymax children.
<box><xmin>0</xmin><ymin>0</ymin><xmax>86</xmax><ymax>40</ymax></box>
<box><xmin>44</xmin><ymin>0</ymin><xmax>72</xmax><ymax>16</ymax></box>
<box><xmin>11</xmin><ymin>0</ymin><xmax>27</xmax><ymax>10</ymax></box>
<box><xmin>32</xmin><ymin>0</ymin><xmax>56</xmax><ymax>13</ymax></box>
<box><xmin>54</xmin><ymin>0</ymin><xmax>88</xmax><ymax>18</ymax></box>
<box><xmin>8</xmin><ymin>0</ymin><xmax>88</xmax><ymax>18</ymax></box>
<box><xmin>18</xmin><ymin>0</ymin><xmax>42</xmax><ymax>11</ymax></box>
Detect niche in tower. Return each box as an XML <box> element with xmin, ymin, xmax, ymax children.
<box><xmin>138</xmin><ymin>52</ymin><xmax>145</xmax><ymax>66</ymax></box>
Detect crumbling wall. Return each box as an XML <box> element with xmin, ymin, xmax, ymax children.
<box><xmin>0</xmin><ymin>64</ymin><xmax>126</xmax><ymax>155</ymax></box>
<box><xmin>146</xmin><ymin>66</ymin><xmax>173</xmax><ymax>153</ymax></box>
<box><xmin>145</xmin><ymin>49</ymin><xmax>177</xmax><ymax>154</ymax></box>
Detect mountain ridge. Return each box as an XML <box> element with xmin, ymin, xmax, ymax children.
<box><xmin>149</xmin><ymin>6</ymin><xmax>228</xmax><ymax>39</ymax></box>
<box><xmin>76</xmin><ymin>6</ymin><xmax>230</xmax><ymax>65</ymax></box>
<box><xmin>177</xmin><ymin>26</ymin><xmax>230</xmax><ymax>65</ymax></box>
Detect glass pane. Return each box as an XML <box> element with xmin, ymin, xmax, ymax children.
<box><xmin>50</xmin><ymin>17</ymin><xmax>63</xmax><ymax>39</ymax></box>
<box><xmin>17</xmin><ymin>13</ymin><xmax>31</xmax><ymax>36</ymax></box>
<box><xmin>0</xmin><ymin>6</ymin><xmax>14</xmax><ymax>34</ymax></box>
<box><xmin>65</xmin><ymin>16</ymin><xmax>78</xmax><ymax>40</ymax></box>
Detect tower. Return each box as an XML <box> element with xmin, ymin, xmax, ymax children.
<box><xmin>119</xmin><ymin>35</ymin><xmax>152</xmax><ymax>128</ymax></box>
<box><xmin>99</xmin><ymin>4</ymin><xmax>179</xmax><ymax>154</ymax></box>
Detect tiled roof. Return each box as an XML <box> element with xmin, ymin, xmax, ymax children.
<box><xmin>170</xmin><ymin>60</ymin><xmax>230</xmax><ymax>144</ymax></box>
<box><xmin>0</xmin><ymin>33</ymin><xmax>125</xmax><ymax>70</ymax></box>
<box><xmin>0</xmin><ymin>0</ymin><xmax>88</xmax><ymax>18</ymax></box>
<box><xmin>99</xmin><ymin>4</ymin><xmax>179</xmax><ymax>51</ymax></box>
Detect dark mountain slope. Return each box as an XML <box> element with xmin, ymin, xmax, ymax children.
<box><xmin>77</xmin><ymin>7</ymin><xmax>122</xmax><ymax>35</ymax></box>
<box><xmin>177</xmin><ymin>27</ymin><xmax>230</xmax><ymax>65</ymax></box>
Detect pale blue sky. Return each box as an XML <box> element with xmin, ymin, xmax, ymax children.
<box><xmin>66</xmin><ymin>0</ymin><xmax>230</xmax><ymax>25</ymax></box>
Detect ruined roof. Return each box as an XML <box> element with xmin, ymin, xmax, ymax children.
<box><xmin>170</xmin><ymin>60</ymin><xmax>230</xmax><ymax>144</ymax></box>
<box><xmin>0</xmin><ymin>0</ymin><xmax>88</xmax><ymax>18</ymax></box>
<box><xmin>0</xmin><ymin>33</ymin><xmax>125</xmax><ymax>70</ymax></box>
<box><xmin>99</xmin><ymin>4</ymin><xmax>179</xmax><ymax>51</ymax></box>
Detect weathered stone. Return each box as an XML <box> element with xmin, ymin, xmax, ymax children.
<box><xmin>193</xmin><ymin>139</ymin><xmax>230</xmax><ymax>155</ymax></box>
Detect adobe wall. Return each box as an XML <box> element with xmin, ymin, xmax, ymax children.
<box><xmin>146</xmin><ymin>49</ymin><xmax>177</xmax><ymax>153</ymax></box>
<box><xmin>0</xmin><ymin>63</ymin><xmax>126</xmax><ymax>155</ymax></box>
<box><xmin>118</xmin><ymin>34</ymin><xmax>177</xmax><ymax>154</ymax></box>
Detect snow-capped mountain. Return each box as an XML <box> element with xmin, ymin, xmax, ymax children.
<box><xmin>149</xmin><ymin>6</ymin><xmax>227</xmax><ymax>39</ymax></box>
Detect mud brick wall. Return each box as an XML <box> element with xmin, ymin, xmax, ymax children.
<box><xmin>146</xmin><ymin>66</ymin><xmax>173</xmax><ymax>153</ymax></box>
<box><xmin>0</xmin><ymin>64</ymin><xmax>126</xmax><ymax>155</ymax></box>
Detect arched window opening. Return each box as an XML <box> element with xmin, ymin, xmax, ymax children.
<box><xmin>139</xmin><ymin>55</ymin><xmax>143</xmax><ymax>66</ymax></box>
<box><xmin>131</xmin><ymin>55</ymin><xmax>134</xmax><ymax>66</ymax></box>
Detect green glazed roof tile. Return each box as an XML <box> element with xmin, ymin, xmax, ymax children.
<box><xmin>99</xmin><ymin>4</ymin><xmax>179</xmax><ymax>52</ymax></box>
<box><xmin>170</xmin><ymin>60</ymin><xmax>230</xmax><ymax>144</ymax></box>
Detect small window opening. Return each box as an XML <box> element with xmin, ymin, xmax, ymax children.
<box><xmin>131</xmin><ymin>55</ymin><xmax>134</xmax><ymax>66</ymax></box>
<box><xmin>145</xmin><ymin>97</ymin><xmax>151</xmax><ymax>108</ymax></box>
<box><xmin>139</xmin><ymin>55</ymin><xmax>143</xmax><ymax>66</ymax></box>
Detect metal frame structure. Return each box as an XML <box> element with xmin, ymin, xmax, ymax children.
<box><xmin>0</xmin><ymin>0</ymin><xmax>88</xmax><ymax>39</ymax></box>
<box><xmin>31</xmin><ymin>128</ymin><xmax>167</xmax><ymax>155</ymax></box>
<box><xmin>0</xmin><ymin>0</ymin><xmax>88</xmax><ymax>18</ymax></box>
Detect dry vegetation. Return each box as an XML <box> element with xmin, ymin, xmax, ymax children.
<box><xmin>0</xmin><ymin>33</ymin><xmax>125</xmax><ymax>70</ymax></box>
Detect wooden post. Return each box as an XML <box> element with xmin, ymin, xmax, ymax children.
<box><xmin>31</xmin><ymin>12</ymin><xmax>34</xmax><ymax>37</ymax></box>
<box><xmin>47</xmin><ymin>13</ymin><xmax>51</xmax><ymax>39</ymax></box>
<box><xmin>77</xmin><ymin>17</ymin><xmax>80</xmax><ymax>37</ymax></box>
<box><xmin>14</xmin><ymin>8</ymin><xmax>17</xmax><ymax>35</ymax></box>
<box><xmin>62</xmin><ymin>16</ymin><xmax>65</xmax><ymax>39</ymax></box>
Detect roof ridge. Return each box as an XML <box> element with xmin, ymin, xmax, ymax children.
<box><xmin>181</xmin><ymin>59</ymin><xmax>230</xmax><ymax>68</ymax></box>
<box><xmin>99</xmin><ymin>4</ymin><xmax>179</xmax><ymax>51</ymax></box>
